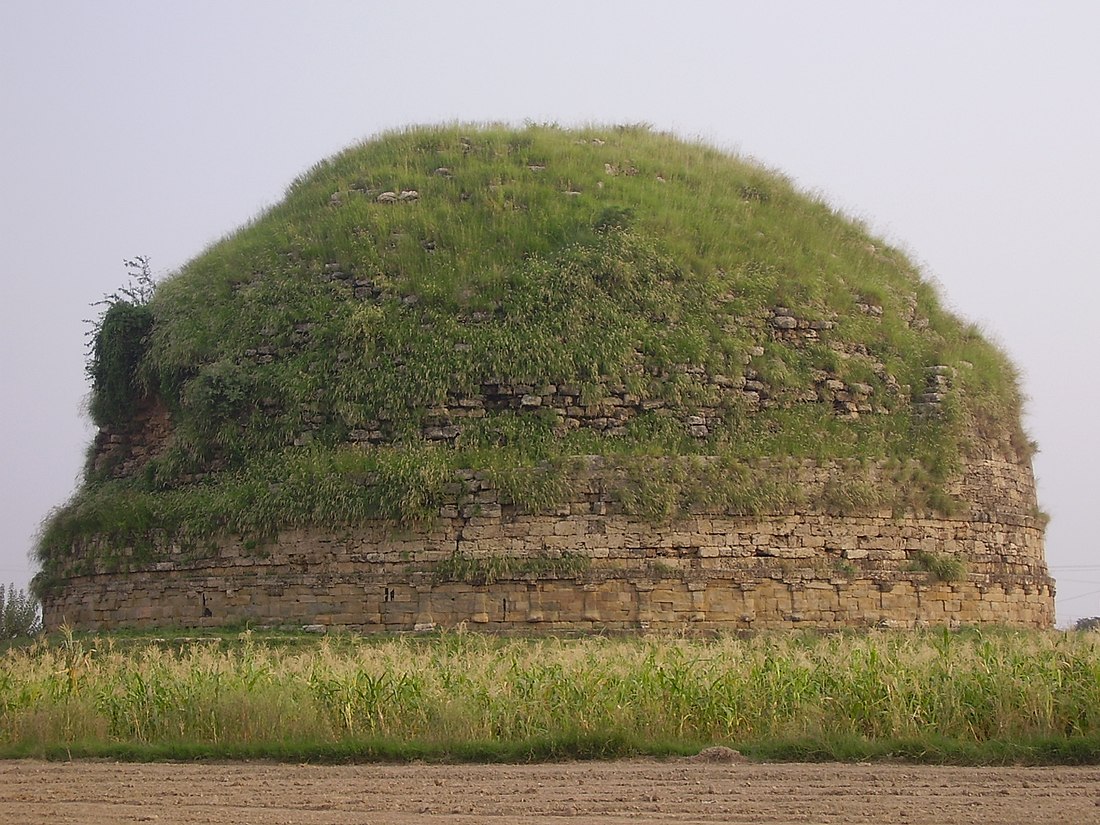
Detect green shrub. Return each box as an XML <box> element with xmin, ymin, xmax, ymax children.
<box><xmin>88</xmin><ymin>302</ymin><xmax>154</xmax><ymax>427</ymax></box>
<box><xmin>86</xmin><ymin>256</ymin><xmax>156</xmax><ymax>428</ymax></box>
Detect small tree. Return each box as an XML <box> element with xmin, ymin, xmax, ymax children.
<box><xmin>1074</xmin><ymin>617</ymin><xmax>1100</xmax><ymax>631</ymax></box>
<box><xmin>0</xmin><ymin>583</ymin><xmax>41</xmax><ymax>638</ymax></box>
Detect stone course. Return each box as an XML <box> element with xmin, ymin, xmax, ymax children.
<box><xmin>43</xmin><ymin>455</ymin><xmax>1053</xmax><ymax>632</ymax></box>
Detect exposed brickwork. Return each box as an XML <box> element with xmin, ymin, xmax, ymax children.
<box><xmin>91</xmin><ymin>397</ymin><xmax>173</xmax><ymax>478</ymax></box>
<box><xmin>42</xmin><ymin>456</ymin><xmax>1054</xmax><ymax>631</ymax></box>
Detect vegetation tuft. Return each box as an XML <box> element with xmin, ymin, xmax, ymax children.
<box><xmin>430</xmin><ymin>550</ymin><xmax>591</xmax><ymax>585</ymax></box>
<box><xmin>909</xmin><ymin>551</ymin><xmax>968</xmax><ymax>583</ymax></box>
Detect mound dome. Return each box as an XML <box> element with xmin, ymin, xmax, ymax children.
<box><xmin>37</xmin><ymin>124</ymin><xmax>1053</xmax><ymax>630</ymax></box>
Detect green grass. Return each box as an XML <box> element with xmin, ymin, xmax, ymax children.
<box><xmin>2</xmin><ymin>629</ymin><xmax>1098</xmax><ymax>764</ymax></box>
<box><xmin>429</xmin><ymin>550</ymin><xmax>591</xmax><ymax>585</ymax></box>
<box><xmin>909</xmin><ymin>550</ymin><xmax>968</xmax><ymax>582</ymax></box>
<box><xmin>37</xmin><ymin>123</ymin><xmax>1031</xmax><ymax>593</ymax></box>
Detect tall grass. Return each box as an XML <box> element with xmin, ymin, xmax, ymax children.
<box><xmin>2</xmin><ymin>630</ymin><xmax>1098</xmax><ymax>763</ymax></box>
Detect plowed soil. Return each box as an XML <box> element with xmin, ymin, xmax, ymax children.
<box><xmin>3</xmin><ymin>757</ymin><xmax>1099</xmax><ymax>824</ymax></box>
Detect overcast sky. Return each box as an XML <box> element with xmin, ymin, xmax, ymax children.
<box><xmin>2</xmin><ymin>1</ymin><xmax>1096</xmax><ymax>625</ymax></box>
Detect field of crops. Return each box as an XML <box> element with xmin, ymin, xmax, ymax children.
<box><xmin>2</xmin><ymin>628</ymin><xmax>1099</xmax><ymax>763</ymax></box>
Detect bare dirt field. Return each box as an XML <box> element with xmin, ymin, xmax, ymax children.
<box><xmin>2</xmin><ymin>756</ymin><xmax>1099</xmax><ymax>825</ymax></box>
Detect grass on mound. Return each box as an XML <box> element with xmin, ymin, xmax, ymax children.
<box><xmin>2</xmin><ymin>629</ymin><xmax>1098</xmax><ymax>765</ymax></box>
<box><xmin>133</xmin><ymin>122</ymin><xmax>1025</xmax><ymax>475</ymax></box>
<box><xmin>36</xmin><ymin>124</ymin><xmax>1031</xmax><ymax>590</ymax></box>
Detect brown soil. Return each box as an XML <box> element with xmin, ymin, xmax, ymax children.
<box><xmin>2</xmin><ymin>758</ymin><xmax>1099</xmax><ymax>824</ymax></box>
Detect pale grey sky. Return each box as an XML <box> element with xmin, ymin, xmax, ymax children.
<box><xmin>2</xmin><ymin>1</ymin><xmax>1096</xmax><ymax>625</ymax></box>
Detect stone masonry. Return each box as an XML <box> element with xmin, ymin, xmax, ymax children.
<box><xmin>42</xmin><ymin>455</ymin><xmax>1053</xmax><ymax>632</ymax></box>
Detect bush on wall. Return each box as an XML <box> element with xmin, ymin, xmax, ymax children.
<box><xmin>86</xmin><ymin>256</ymin><xmax>156</xmax><ymax>428</ymax></box>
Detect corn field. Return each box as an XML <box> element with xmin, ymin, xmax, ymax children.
<box><xmin>2</xmin><ymin>629</ymin><xmax>1099</xmax><ymax>761</ymax></box>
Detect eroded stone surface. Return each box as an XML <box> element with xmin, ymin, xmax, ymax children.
<box><xmin>43</xmin><ymin>456</ymin><xmax>1053</xmax><ymax>632</ymax></box>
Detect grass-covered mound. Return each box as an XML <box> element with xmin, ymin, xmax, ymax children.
<box><xmin>36</xmin><ymin>124</ymin><xmax>1030</xmax><ymax>591</ymax></box>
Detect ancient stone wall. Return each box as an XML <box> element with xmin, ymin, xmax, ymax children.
<box><xmin>42</xmin><ymin>456</ymin><xmax>1054</xmax><ymax>632</ymax></box>
<box><xmin>92</xmin><ymin>397</ymin><xmax>173</xmax><ymax>479</ymax></box>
